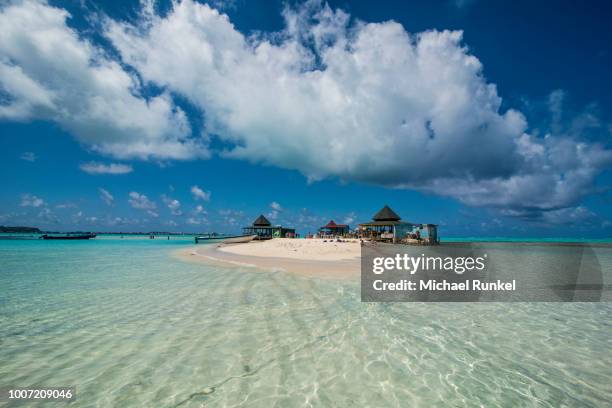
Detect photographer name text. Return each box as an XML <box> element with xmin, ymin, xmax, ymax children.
<box><xmin>372</xmin><ymin>279</ymin><xmax>516</xmax><ymax>292</ymax></box>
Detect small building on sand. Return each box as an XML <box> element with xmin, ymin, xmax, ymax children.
<box><xmin>319</xmin><ymin>220</ymin><xmax>350</xmax><ymax>237</ymax></box>
<box><xmin>242</xmin><ymin>214</ymin><xmax>296</xmax><ymax>239</ymax></box>
<box><xmin>358</xmin><ymin>205</ymin><xmax>438</xmax><ymax>244</ymax></box>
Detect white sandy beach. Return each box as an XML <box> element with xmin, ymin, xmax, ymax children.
<box><xmin>219</xmin><ymin>238</ymin><xmax>361</xmax><ymax>260</ymax></box>
<box><xmin>179</xmin><ymin>238</ymin><xmax>362</xmax><ymax>279</ymax></box>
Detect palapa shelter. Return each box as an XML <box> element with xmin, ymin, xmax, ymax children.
<box><xmin>242</xmin><ymin>214</ymin><xmax>296</xmax><ymax>239</ymax></box>
<box><xmin>319</xmin><ymin>220</ymin><xmax>350</xmax><ymax>237</ymax></box>
<box><xmin>358</xmin><ymin>205</ymin><xmax>415</xmax><ymax>242</ymax></box>
<box><xmin>358</xmin><ymin>205</ymin><xmax>439</xmax><ymax>244</ymax></box>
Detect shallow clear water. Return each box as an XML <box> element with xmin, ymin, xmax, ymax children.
<box><xmin>1</xmin><ymin>238</ymin><xmax>611</xmax><ymax>407</ymax></box>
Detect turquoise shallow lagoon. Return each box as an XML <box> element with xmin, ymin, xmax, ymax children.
<box><xmin>1</xmin><ymin>237</ymin><xmax>611</xmax><ymax>407</ymax></box>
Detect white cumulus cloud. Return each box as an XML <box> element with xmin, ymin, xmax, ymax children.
<box><xmin>128</xmin><ymin>191</ymin><xmax>156</xmax><ymax>210</ymax></box>
<box><xmin>187</xmin><ymin>217</ymin><xmax>207</xmax><ymax>225</ymax></box>
<box><xmin>343</xmin><ymin>212</ymin><xmax>356</xmax><ymax>225</ymax></box>
<box><xmin>106</xmin><ymin>1</ymin><xmax>523</xmax><ymax>183</ymax></box>
<box><xmin>191</xmin><ymin>185</ymin><xmax>211</xmax><ymax>201</ymax></box>
<box><xmin>104</xmin><ymin>0</ymin><xmax>612</xmax><ymax>219</ymax></box>
<box><xmin>20</xmin><ymin>194</ymin><xmax>45</xmax><ymax>208</ymax></box>
<box><xmin>98</xmin><ymin>188</ymin><xmax>114</xmax><ymax>206</ymax></box>
<box><xmin>20</xmin><ymin>152</ymin><xmax>36</xmax><ymax>162</ymax></box>
<box><xmin>161</xmin><ymin>194</ymin><xmax>182</xmax><ymax>215</ymax></box>
<box><xmin>268</xmin><ymin>201</ymin><xmax>283</xmax><ymax>220</ymax></box>
<box><xmin>2</xmin><ymin>0</ymin><xmax>610</xmax><ymax>223</ymax></box>
<box><xmin>0</xmin><ymin>0</ymin><xmax>208</xmax><ymax>160</ymax></box>
<box><xmin>80</xmin><ymin>162</ymin><xmax>133</xmax><ymax>175</ymax></box>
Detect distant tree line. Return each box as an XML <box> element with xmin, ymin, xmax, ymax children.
<box><xmin>0</xmin><ymin>226</ymin><xmax>41</xmax><ymax>233</ymax></box>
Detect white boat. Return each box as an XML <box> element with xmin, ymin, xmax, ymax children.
<box><xmin>195</xmin><ymin>234</ymin><xmax>257</xmax><ymax>244</ymax></box>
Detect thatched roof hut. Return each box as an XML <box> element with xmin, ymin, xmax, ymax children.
<box><xmin>358</xmin><ymin>205</ymin><xmax>439</xmax><ymax>244</ymax></box>
<box><xmin>372</xmin><ymin>205</ymin><xmax>401</xmax><ymax>222</ymax></box>
<box><xmin>243</xmin><ymin>214</ymin><xmax>295</xmax><ymax>239</ymax></box>
<box><xmin>359</xmin><ymin>205</ymin><xmax>414</xmax><ymax>242</ymax></box>
<box><xmin>252</xmin><ymin>214</ymin><xmax>271</xmax><ymax>227</ymax></box>
<box><xmin>360</xmin><ymin>205</ymin><xmax>412</xmax><ymax>227</ymax></box>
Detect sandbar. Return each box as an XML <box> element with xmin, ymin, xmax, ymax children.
<box><xmin>177</xmin><ymin>238</ymin><xmax>361</xmax><ymax>280</ymax></box>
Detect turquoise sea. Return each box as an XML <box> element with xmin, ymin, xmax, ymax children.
<box><xmin>1</xmin><ymin>236</ymin><xmax>611</xmax><ymax>407</ymax></box>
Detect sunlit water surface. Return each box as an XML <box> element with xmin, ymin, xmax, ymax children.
<box><xmin>1</xmin><ymin>237</ymin><xmax>611</xmax><ymax>407</ymax></box>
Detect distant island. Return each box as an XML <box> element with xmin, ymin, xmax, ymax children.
<box><xmin>0</xmin><ymin>226</ymin><xmax>218</xmax><ymax>235</ymax></box>
<box><xmin>0</xmin><ymin>226</ymin><xmax>41</xmax><ymax>233</ymax></box>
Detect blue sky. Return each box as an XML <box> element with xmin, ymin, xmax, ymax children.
<box><xmin>1</xmin><ymin>0</ymin><xmax>611</xmax><ymax>237</ymax></box>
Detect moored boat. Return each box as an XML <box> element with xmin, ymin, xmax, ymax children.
<box><xmin>40</xmin><ymin>233</ymin><xmax>96</xmax><ymax>240</ymax></box>
<box><xmin>195</xmin><ymin>234</ymin><xmax>256</xmax><ymax>244</ymax></box>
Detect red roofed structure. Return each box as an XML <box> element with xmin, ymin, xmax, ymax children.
<box><xmin>319</xmin><ymin>220</ymin><xmax>350</xmax><ymax>237</ymax></box>
<box><xmin>323</xmin><ymin>220</ymin><xmax>337</xmax><ymax>229</ymax></box>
